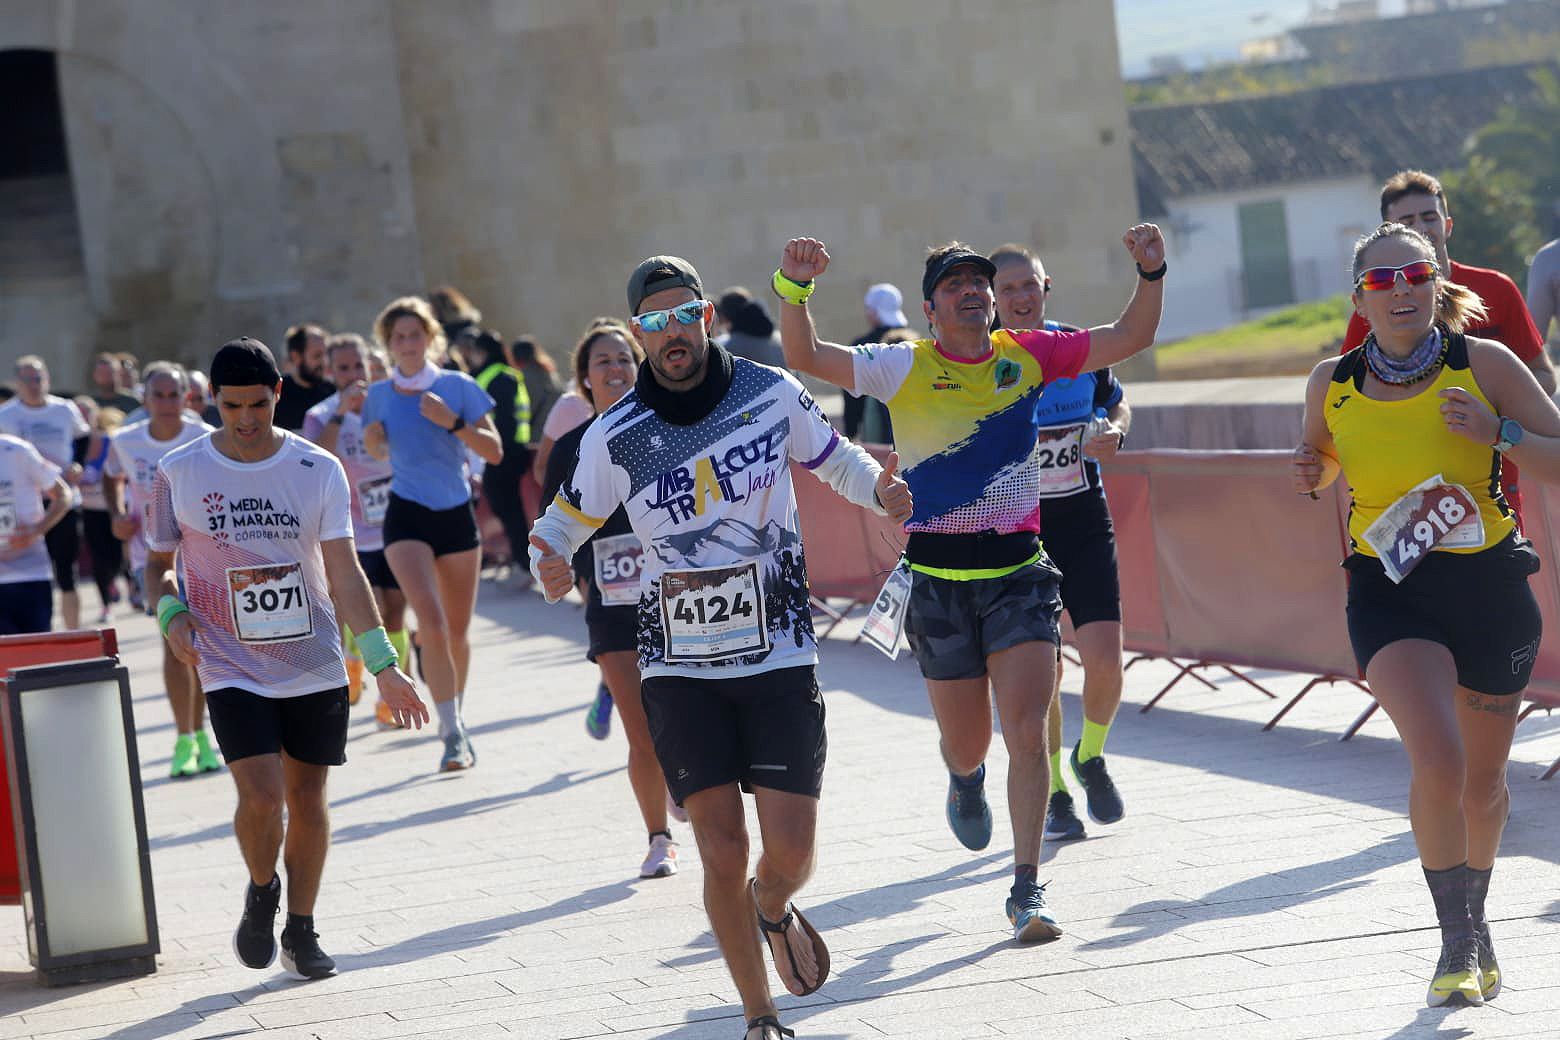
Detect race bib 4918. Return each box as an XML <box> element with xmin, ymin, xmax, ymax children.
<box><xmin>1362</xmin><ymin>475</ymin><xmax>1483</xmax><ymax>584</ymax></box>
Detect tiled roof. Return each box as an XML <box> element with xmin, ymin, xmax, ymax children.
<box><xmin>1129</xmin><ymin>61</ymin><xmax>1551</xmax><ymax>211</ymax></box>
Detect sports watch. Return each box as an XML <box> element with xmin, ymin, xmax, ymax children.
<box><xmin>1495</xmin><ymin>416</ymin><xmax>1524</xmax><ymax>454</ymax></box>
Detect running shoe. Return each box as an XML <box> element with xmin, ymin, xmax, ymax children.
<box><xmin>233</xmin><ymin>875</ymin><xmax>280</xmax><ymax>969</ymax></box>
<box><xmin>1069</xmin><ymin>743</ymin><xmax>1124</xmax><ymax>825</ymax></box>
<box><xmin>375</xmin><ymin>698</ymin><xmax>405</xmax><ymax>730</ymax></box>
<box><xmin>640</xmin><ymin>833</ymin><xmax>679</xmax><ymax>879</ymax></box>
<box><xmin>1006</xmin><ymin>880</ymin><xmax>1062</xmax><ymax>942</ymax></box>
<box><xmin>1043</xmin><ymin>790</ymin><xmax>1087</xmax><ymax>842</ymax></box>
<box><xmin>1427</xmin><ymin>932</ymin><xmax>1484</xmax><ymax>1007</ymax></box>
<box><xmin>95</xmin><ymin>605</ymin><xmax>111</xmax><ymax>625</ymax></box>
<box><xmin>440</xmin><ymin>729</ymin><xmax>476</xmax><ymax>772</ymax></box>
<box><xmin>170</xmin><ymin>734</ymin><xmax>199</xmax><ymax>779</ymax></box>
<box><xmin>279</xmin><ymin>923</ymin><xmax>337</xmax><ymax>979</ymax></box>
<box><xmin>946</xmin><ymin>765</ymin><xmax>993</xmax><ymax>851</ymax></box>
<box><xmin>1476</xmin><ymin>922</ymin><xmax>1501</xmax><ymax>1002</ymax></box>
<box><xmin>667</xmin><ymin>790</ymin><xmax>688</xmax><ymax>824</ymax></box>
<box><xmin>585</xmin><ymin>683</ymin><xmax>614</xmax><ymax>740</ymax></box>
<box><xmin>194</xmin><ymin>730</ymin><xmax>222</xmax><ymax>773</ymax></box>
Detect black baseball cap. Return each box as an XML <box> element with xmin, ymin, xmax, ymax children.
<box><xmin>210</xmin><ymin>337</ymin><xmax>281</xmax><ymax>390</ymax></box>
<box><xmin>627</xmin><ymin>255</ymin><xmax>704</xmax><ymax>314</ymax></box>
<box><xmin>922</xmin><ymin>248</ymin><xmax>997</xmax><ymax>301</ymax></box>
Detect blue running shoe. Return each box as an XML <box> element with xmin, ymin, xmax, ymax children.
<box><xmin>946</xmin><ymin>765</ymin><xmax>993</xmax><ymax>851</ymax></box>
<box><xmin>586</xmin><ymin>683</ymin><xmax>614</xmax><ymax>740</ymax></box>
<box><xmin>1006</xmin><ymin>881</ymin><xmax>1062</xmax><ymax>942</ymax></box>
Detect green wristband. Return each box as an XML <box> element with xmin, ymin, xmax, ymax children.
<box><xmin>357</xmin><ymin>625</ymin><xmax>399</xmax><ymax>675</ymax></box>
<box><xmin>771</xmin><ymin>268</ymin><xmax>815</xmax><ymax>306</ymax></box>
<box><xmin>156</xmin><ymin>595</ymin><xmax>190</xmax><ymax>639</ymax></box>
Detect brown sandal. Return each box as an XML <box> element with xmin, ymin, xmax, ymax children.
<box><xmin>752</xmin><ymin>878</ymin><xmax>831</xmax><ymax>997</ymax></box>
<box><xmin>745</xmin><ymin>1014</ymin><xmax>795</xmax><ymax>1039</ymax></box>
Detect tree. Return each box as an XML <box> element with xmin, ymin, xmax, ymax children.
<box><xmin>1440</xmin><ymin>155</ymin><xmax>1543</xmax><ymax>284</ymax></box>
<box><xmin>1465</xmin><ymin>65</ymin><xmax>1560</xmax><ymax>230</ymax></box>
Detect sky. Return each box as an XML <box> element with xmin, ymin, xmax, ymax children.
<box><xmin>1114</xmin><ymin>0</ymin><xmax>1411</xmax><ymax>77</ymax></box>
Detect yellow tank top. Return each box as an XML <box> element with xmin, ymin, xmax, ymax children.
<box><xmin>1325</xmin><ymin>333</ymin><xmax>1514</xmax><ymax>556</ymax></box>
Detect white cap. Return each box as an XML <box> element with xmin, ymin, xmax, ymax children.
<box><xmin>864</xmin><ymin>283</ymin><xmax>908</xmax><ymax>329</ymax></box>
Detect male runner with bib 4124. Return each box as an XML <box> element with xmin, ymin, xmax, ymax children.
<box><xmin>148</xmin><ymin>339</ymin><xmax>428</xmax><ymax>980</ymax></box>
<box><xmin>776</xmin><ymin>225</ymin><xmax>1165</xmax><ymax>942</ymax></box>
<box><xmin>530</xmin><ymin>256</ymin><xmax>912</xmax><ymax>1040</ymax></box>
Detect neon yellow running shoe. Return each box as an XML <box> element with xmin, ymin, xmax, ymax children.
<box><xmin>1427</xmin><ymin>933</ymin><xmax>1483</xmax><ymax>1008</ymax></box>
<box><xmin>195</xmin><ymin>730</ymin><xmax>222</xmax><ymax>773</ymax></box>
<box><xmin>170</xmin><ymin>734</ymin><xmax>200</xmax><ymax>778</ymax></box>
<box><xmin>1476</xmin><ymin>923</ymin><xmax>1501</xmax><ymax>1002</ymax></box>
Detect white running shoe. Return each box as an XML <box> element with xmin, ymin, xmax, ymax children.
<box><xmin>640</xmin><ymin>833</ymin><xmax>678</xmax><ymax>879</ymax></box>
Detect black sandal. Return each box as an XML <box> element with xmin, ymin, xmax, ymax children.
<box><xmin>751</xmin><ymin>878</ymin><xmax>831</xmax><ymax>997</ymax></box>
<box><xmin>745</xmin><ymin>1014</ymin><xmax>795</xmax><ymax>1039</ymax></box>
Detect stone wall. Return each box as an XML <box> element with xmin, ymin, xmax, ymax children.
<box><xmin>387</xmin><ymin>0</ymin><xmax>1146</xmax><ymax>371</ymax></box>
<box><xmin>2</xmin><ymin>1</ymin><xmax>1139</xmax><ymax>387</ymax></box>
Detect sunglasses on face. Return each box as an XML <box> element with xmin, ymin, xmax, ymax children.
<box><xmin>632</xmin><ymin>300</ymin><xmax>709</xmax><ymax>334</ymax></box>
<box><xmin>1355</xmin><ymin>260</ymin><xmax>1438</xmax><ymax>293</ymax></box>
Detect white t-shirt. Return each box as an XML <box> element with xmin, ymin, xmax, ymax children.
<box><xmin>107</xmin><ymin>416</ymin><xmax>211</xmax><ymax>569</ymax></box>
<box><xmin>550</xmin><ymin>360</ymin><xmax>842</xmax><ymax>679</ymax></box>
<box><xmin>0</xmin><ymin>396</ymin><xmax>89</xmax><ymax>508</ymax></box>
<box><xmin>0</xmin><ymin>434</ymin><xmax>63</xmax><ymax>585</ymax></box>
<box><xmin>147</xmin><ymin>431</ymin><xmax>354</xmax><ymax>699</ymax></box>
<box><xmin>542</xmin><ymin>391</ymin><xmax>595</xmax><ymax>441</ymax></box>
<box><xmin>302</xmin><ymin>393</ymin><xmax>392</xmax><ymax>552</ymax></box>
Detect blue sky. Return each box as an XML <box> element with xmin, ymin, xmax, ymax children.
<box><xmin>1114</xmin><ymin>1</ymin><xmax>1410</xmax><ymax>77</ymax></box>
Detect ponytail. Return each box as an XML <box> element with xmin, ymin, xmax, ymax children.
<box><xmin>1436</xmin><ymin>280</ymin><xmax>1487</xmax><ymax>335</ymax></box>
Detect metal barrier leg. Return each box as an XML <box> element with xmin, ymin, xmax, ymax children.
<box><xmin>810</xmin><ymin>596</ymin><xmax>850</xmax><ymax>640</ymax></box>
<box><xmin>1219</xmin><ymin>664</ymin><xmax>1280</xmax><ymax>700</ymax></box>
<box><xmin>1140</xmin><ymin>660</ymin><xmax>1201</xmax><ymax>713</ymax></box>
<box><xmin>1263</xmin><ymin>676</ymin><xmax>1327</xmax><ymax>731</ymax></box>
<box><xmin>1061</xmin><ymin>646</ymin><xmax>1083</xmax><ymax>667</ymax></box>
<box><xmin>1341</xmin><ymin>699</ymin><xmax>1379</xmax><ymax>741</ymax></box>
<box><xmin>1543</xmin><ymin>756</ymin><xmax>1560</xmax><ymax>781</ymax></box>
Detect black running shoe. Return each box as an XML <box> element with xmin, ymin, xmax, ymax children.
<box><xmin>1043</xmin><ymin>790</ymin><xmax>1087</xmax><ymax>841</ymax></box>
<box><xmin>233</xmin><ymin>876</ymin><xmax>280</xmax><ymax>969</ymax></box>
<box><xmin>280</xmin><ymin>925</ymin><xmax>337</xmax><ymax>980</ymax></box>
<box><xmin>1069</xmin><ymin>743</ymin><xmax>1124</xmax><ymax>824</ymax></box>
<box><xmin>945</xmin><ymin>765</ymin><xmax>993</xmax><ymax>851</ymax></box>
<box><xmin>1476</xmin><ymin>922</ymin><xmax>1501</xmax><ymax>1002</ymax></box>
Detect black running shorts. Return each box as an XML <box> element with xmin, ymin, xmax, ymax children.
<box><xmin>642</xmin><ymin>665</ymin><xmax>826</xmax><ymax>806</ymax></box>
<box><xmin>1038</xmin><ymin>491</ymin><xmax>1122</xmax><ymax>629</ymax></box>
<box><xmin>585</xmin><ymin>580</ymin><xmax>637</xmax><ymax>662</ymax></box>
<box><xmin>0</xmin><ymin>580</ymin><xmax>52</xmax><ymax>635</ymax></box>
<box><xmin>1345</xmin><ymin>535</ymin><xmax>1542</xmax><ymax>696</ymax></box>
<box><xmin>357</xmin><ymin>548</ymin><xmax>401</xmax><ymax>591</ymax></box>
<box><xmin>43</xmin><ymin>507</ymin><xmax>81</xmax><ymax>592</ymax></box>
<box><xmin>381</xmin><ymin>493</ymin><xmax>479</xmax><ymax>557</ymax></box>
<box><xmin>904</xmin><ymin>555</ymin><xmax>1063</xmax><ymax>681</ymax></box>
<box><xmin>205</xmin><ymin>686</ymin><xmax>350</xmax><ymax>765</ymax></box>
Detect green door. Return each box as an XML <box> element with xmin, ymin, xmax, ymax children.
<box><xmin>1238</xmin><ymin>199</ymin><xmax>1296</xmax><ymax>310</ymax></box>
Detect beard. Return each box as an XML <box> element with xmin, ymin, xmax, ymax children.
<box><xmin>649</xmin><ymin>335</ymin><xmax>708</xmax><ymax>387</ymax></box>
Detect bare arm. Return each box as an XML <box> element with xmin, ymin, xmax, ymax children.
<box><xmin>1079</xmin><ymin>225</ymin><xmax>1167</xmax><ymax>374</ymax></box>
<box><xmin>322</xmin><ymin>536</ymin><xmax>428</xmax><ymax>726</ymax></box>
<box><xmin>1293</xmin><ymin>358</ymin><xmax>1343</xmax><ymax>495</ymax></box>
<box><xmin>364</xmin><ymin>420</ymin><xmax>388</xmax><ymax>461</ymax></box>
<box><xmin>776</xmin><ymin>238</ymin><xmax>860</xmax><ymax>390</ymax></box>
<box><xmin>1524</xmin><ymin>350</ymin><xmax>1557</xmax><ymax>398</ymax></box>
<box><xmin>456</xmin><ymin>414</ymin><xmax>503</xmax><ymax>466</ymax></box>
<box><xmin>1447</xmin><ymin>339</ymin><xmax>1560</xmax><ymax>484</ymax></box>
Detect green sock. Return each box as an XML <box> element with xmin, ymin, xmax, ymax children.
<box><xmin>389</xmin><ymin>628</ymin><xmax>410</xmax><ymax>666</ymax></box>
<box><xmin>1049</xmin><ymin>750</ymin><xmax>1068</xmax><ymax>793</ymax></box>
<box><xmin>1077</xmin><ymin>719</ymin><xmax>1111</xmax><ymax>763</ymax></box>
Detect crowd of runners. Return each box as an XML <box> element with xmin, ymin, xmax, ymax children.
<box><xmin>2</xmin><ymin>166</ymin><xmax>1558</xmax><ymax>1036</ymax></box>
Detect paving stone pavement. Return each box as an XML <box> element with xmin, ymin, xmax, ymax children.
<box><xmin>3</xmin><ymin>581</ymin><xmax>1560</xmax><ymax>1039</ymax></box>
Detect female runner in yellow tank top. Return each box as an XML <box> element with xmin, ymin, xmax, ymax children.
<box><xmin>1293</xmin><ymin>222</ymin><xmax>1560</xmax><ymax>1009</ymax></box>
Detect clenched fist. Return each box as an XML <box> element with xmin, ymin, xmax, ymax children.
<box><xmin>1123</xmin><ymin>224</ymin><xmax>1166</xmax><ymax>271</ymax></box>
<box><xmin>782</xmin><ymin>238</ymin><xmax>831</xmax><ymax>284</ymax></box>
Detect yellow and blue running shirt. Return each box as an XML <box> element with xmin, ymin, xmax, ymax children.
<box><xmin>851</xmin><ymin>328</ymin><xmax>1090</xmax><ymax>534</ymax></box>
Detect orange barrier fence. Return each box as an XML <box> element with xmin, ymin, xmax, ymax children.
<box><xmin>794</xmin><ymin>448</ymin><xmax>1560</xmax><ymax>777</ymax></box>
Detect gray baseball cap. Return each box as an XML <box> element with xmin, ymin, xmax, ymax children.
<box><xmin>627</xmin><ymin>255</ymin><xmax>704</xmax><ymax>314</ymax></box>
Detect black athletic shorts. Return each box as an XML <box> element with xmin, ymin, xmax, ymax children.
<box><xmin>381</xmin><ymin>492</ymin><xmax>479</xmax><ymax>557</ymax></box>
<box><xmin>43</xmin><ymin>507</ymin><xmax>81</xmax><ymax>592</ymax></box>
<box><xmin>1345</xmin><ymin>535</ymin><xmax>1542</xmax><ymax>696</ymax></box>
<box><xmin>357</xmin><ymin>548</ymin><xmax>401</xmax><ymax>591</ymax></box>
<box><xmin>585</xmin><ymin>580</ymin><xmax>637</xmax><ymax>662</ymax></box>
<box><xmin>205</xmin><ymin>686</ymin><xmax>350</xmax><ymax>765</ymax></box>
<box><xmin>904</xmin><ymin>555</ymin><xmax>1063</xmax><ymax>681</ymax></box>
<box><xmin>1039</xmin><ymin>491</ymin><xmax>1122</xmax><ymax>629</ymax></box>
<box><xmin>0</xmin><ymin>580</ymin><xmax>52</xmax><ymax>635</ymax></box>
<box><xmin>642</xmin><ymin>665</ymin><xmax>826</xmax><ymax>806</ymax></box>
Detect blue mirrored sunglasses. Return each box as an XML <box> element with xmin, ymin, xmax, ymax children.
<box><xmin>632</xmin><ymin>299</ymin><xmax>708</xmax><ymax>334</ymax></box>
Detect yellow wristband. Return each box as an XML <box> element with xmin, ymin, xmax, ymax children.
<box><xmin>771</xmin><ymin>268</ymin><xmax>815</xmax><ymax>306</ymax></box>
